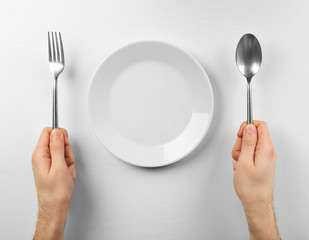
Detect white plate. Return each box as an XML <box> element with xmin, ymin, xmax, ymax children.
<box><xmin>88</xmin><ymin>41</ymin><xmax>214</xmax><ymax>167</ymax></box>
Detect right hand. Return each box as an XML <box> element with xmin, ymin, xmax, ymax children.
<box><xmin>232</xmin><ymin>121</ymin><xmax>280</xmax><ymax>240</ymax></box>
<box><xmin>232</xmin><ymin>121</ymin><xmax>276</xmax><ymax>209</ymax></box>
<box><xmin>32</xmin><ymin>128</ymin><xmax>76</xmax><ymax>240</ymax></box>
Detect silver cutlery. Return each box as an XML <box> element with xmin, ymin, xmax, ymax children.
<box><xmin>48</xmin><ymin>32</ymin><xmax>65</xmax><ymax>129</ymax></box>
<box><xmin>235</xmin><ymin>33</ymin><xmax>262</xmax><ymax>124</ymax></box>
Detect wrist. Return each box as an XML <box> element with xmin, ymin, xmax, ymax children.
<box><xmin>244</xmin><ymin>201</ymin><xmax>280</xmax><ymax>240</ymax></box>
<box><xmin>38</xmin><ymin>197</ymin><xmax>70</xmax><ymax>219</ymax></box>
<box><xmin>34</xmin><ymin>201</ymin><xmax>70</xmax><ymax>240</ymax></box>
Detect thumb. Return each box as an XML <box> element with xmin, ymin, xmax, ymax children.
<box><xmin>50</xmin><ymin>129</ymin><xmax>65</xmax><ymax>168</ymax></box>
<box><xmin>239</xmin><ymin>124</ymin><xmax>257</xmax><ymax>164</ymax></box>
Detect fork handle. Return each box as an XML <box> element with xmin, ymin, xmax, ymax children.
<box><xmin>52</xmin><ymin>77</ymin><xmax>59</xmax><ymax>129</ymax></box>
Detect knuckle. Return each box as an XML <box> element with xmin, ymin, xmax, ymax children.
<box><xmin>232</xmin><ymin>151</ymin><xmax>239</xmax><ymax>160</ymax></box>
<box><xmin>66</xmin><ymin>142</ymin><xmax>72</xmax><ymax>149</ymax></box>
<box><xmin>31</xmin><ymin>151</ymin><xmax>36</xmax><ymax>160</ymax></box>
<box><xmin>50</xmin><ymin>144</ymin><xmax>61</xmax><ymax>152</ymax></box>
<box><xmin>264</xmin><ymin>145</ymin><xmax>275</xmax><ymax>156</ymax></box>
<box><xmin>260</xmin><ymin>121</ymin><xmax>268</xmax><ymax>128</ymax></box>
<box><xmin>32</xmin><ymin>151</ymin><xmax>40</xmax><ymax>165</ymax></box>
<box><xmin>59</xmin><ymin>128</ymin><xmax>68</xmax><ymax>137</ymax></box>
<box><xmin>255</xmin><ymin>143</ymin><xmax>262</xmax><ymax>152</ymax></box>
<box><xmin>242</xmin><ymin>138</ymin><xmax>257</xmax><ymax>148</ymax></box>
<box><xmin>43</xmin><ymin>127</ymin><xmax>52</xmax><ymax>132</ymax></box>
<box><xmin>270</xmin><ymin>148</ymin><xmax>277</xmax><ymax>159</ymax></box>
<box><xmin>236</xmin><ymin>160</ymin><xmax>248</xmax><ymax>170</ymax></box>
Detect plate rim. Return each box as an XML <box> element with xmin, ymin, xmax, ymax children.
<box><xmin>88</xmin><ymin>40</ymin><xmax>215</xmax><ymax>167</ymax></box>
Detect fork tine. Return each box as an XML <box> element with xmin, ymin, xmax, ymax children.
<box><xmin>51</xmin><ymin>32</ymin><xmax>56</xmax><ymax>62</ymax></box>
<box><xmin>59</xmin><ymin>32</ymin><xmax>64</xmax><ymax>63</ymax></box>
<box><xmin>55</xmin><ymin>32</ymin><xmax>60</xmax><ymax>62</ymax></box>
<box><xmin>48</xmin><ymin>32</ymin><xmax>52</xmax><ymax>61</ymax></box>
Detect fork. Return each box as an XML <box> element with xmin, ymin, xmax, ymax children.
<box><xmin>48</xmin><ymin>32</ymin><xmax>65</xmax><ymax>129</ymax></box>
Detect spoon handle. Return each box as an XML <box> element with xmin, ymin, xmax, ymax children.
<box><xmin>247</xmin><ymin>81</ymin><xmax>253</xmax><ymax>124</ymax></box>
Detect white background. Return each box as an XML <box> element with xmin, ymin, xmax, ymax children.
<box><xmin>0</xmin><ymin>0</ymin><xmax>309</xmax><ymax>239</ymax></box>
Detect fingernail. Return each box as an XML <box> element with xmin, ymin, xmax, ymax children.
<box><xmin>51</xmin><ymin>129</ymin><xmax>61</xmax><ymax>138</ymax></box>
<box><xmin>246</xmin><ymin>124</ymin><xmax>256</xmax><ymax>134</ymax></box>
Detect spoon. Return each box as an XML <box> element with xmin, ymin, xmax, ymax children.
<box><xmin>235</xmin><ymin>33</ymin><xmax>262</xmax><ymax>124</ymax></box>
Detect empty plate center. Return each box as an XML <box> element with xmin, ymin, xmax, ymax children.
<box><xmin>109</xmin><ymin>60</ymin><xmax>194</xmax><ymax>145</ymax></box>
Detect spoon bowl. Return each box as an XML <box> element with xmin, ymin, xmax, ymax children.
<box><xmin>235</xmin><ymin>33</ymin><xmax>262</xmax><ymax>124</ymax></box>
<box><xmin>236</xmin><ymin>34</ymin><xmax>262</xmax><ymax>81</ymax></box>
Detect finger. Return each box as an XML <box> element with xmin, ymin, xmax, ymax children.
<box><xmin>69</xmin><ymin>164</ymin><xmax>76</xmax><ymax>181</ymax></box>
<box><xmin>65</xmin><ymin>143</ymin><xmax>75</xmax><ymax>179</ymax></box>
<box><xmin>256</xmin><ymin>121</ymin><xmax>274</xmax><ymax>147</ymax></box>
<box><xmin>232</xmin><ymin>137</ymin><xmax>242</xmax><ymax>160</ymax></box>
<box><xmin>64</xmin><ymin>132</ymin><xmax>70</xmax><ymax>146</ymax></box>
<box><xmin>237</xmin><ymin>120</ymin><xmax>263</xmax><ymax>138</ymax></box>
<box><xmin>35</xmin><ymin>127</ymin><xmax>52</xmax><ymax>150</ymax></box>
<box><xmin>50</xmin><ymin>129</ymin><xmax>66</xmax><ymax>169</ymax></box>
<box><xmin>237</xmin><ymin>121</ymin><xmax>246</xmax><ymax>138</ymax></box>
<box><xmin>32</xmin><ymin>128</ymin><xmax>52</xmax><ymax>174</ymax></box>
<box><xmin>56</xmin><ymin>128</ymin><xmax>69</xmax><ymax>146</ymax></box>
<box><xmin>255</xmin><ymin>122</ymin><xmax>276</xmax><ymax>166</ymax></box>
<box><xmin>74</xmin><ymin>166</ymin><xmax>76</xmax><ymax>180</ymax></box>
<box><xmin>64</xmin><ymin>132</ymin><xmax>75</xmax><ymax>166</ymax></box>
<box><xmin>238</xmin><ymin>124</ymin><xmax>257</xmax><ymax>166</ymax></box>
<box><xmin>59</xmin><ymin>128</ymin><xmax>68</xmax><ymax>142</ymax></box>
<box><xmin>65</xmin><ymin>142</ymin><xmax>74</xmax><ymax>164</ymax></box>
<box><xmin>62</xmin><ymin>130</ymin><xmax>76</xmax><ymax>180</ymax></box>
